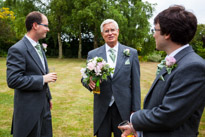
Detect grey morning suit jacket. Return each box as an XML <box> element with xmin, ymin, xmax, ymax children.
<box><xmin>82</xmin><ymin>43</ymin><xmax>141</xmax><ymax>135</ymax></box>
<box><xmin>7</xmin><ymin>36</ymin><xmax>51</xmax><ymax>137</ymax></box>
<box><xmin>132</xmin><ymin>46</ymin><xmax>205</xmax><ymax>137</ymax></box>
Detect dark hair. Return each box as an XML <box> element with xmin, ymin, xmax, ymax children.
<box><xmin>25</xmin><ymin>11</ymin><xmax>42</xmax><ymax>32</ymax></box>
<box><xmin>154</xmin><ymin>5</ymin><xmax>197</xmax><ymax>45</ymax></box>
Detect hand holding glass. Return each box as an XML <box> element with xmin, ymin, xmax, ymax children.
<box><xmin>48</xmin><ymin>67</ymin><xmax>57</xmax><ymax>83</ymax></box>
<box><xmin>118</xmin><ymin>121</ymin><xmax>137</xmax><ymax>137</ymax></box>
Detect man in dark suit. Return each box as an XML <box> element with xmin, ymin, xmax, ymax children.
<box><xmin>7</xmin><ymin>11</ymin><xmax>57</xmax><ymax>137</ymax></box>
<box><xmin>82</xmin><ymin>19</ymin><xmax>141</xmax><ymax>137</ymax></box>
<box><xmin>119</xmin><ymin>5</ymin><xmax>205</xmax><ymax>137</ymax></box>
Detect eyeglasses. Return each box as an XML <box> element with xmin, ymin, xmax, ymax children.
<box><xmin>151</xmin><ymin>28</ymin><xmax>161</xmax><ymax>32</ymax></box>
<box><xmin>104</xmin><ymin>29</ymin><xmax>117</xmax><ymax>34</ymax></box>
<box><xmin>37</xmin><ymin>23</ymin><xmax>49</xmax><ymax>28</ymax></box>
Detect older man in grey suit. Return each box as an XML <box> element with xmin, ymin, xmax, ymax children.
<box><xmin>119</xmin><ymin>5</ymin><xmax>205</xmax><ymax>137</ymax></box>
<box><xmin>7</xmin><ymin>11</ymin><xmax>57</xmax><ymax>137</ymax></box>
<box><xmin>82</xmin><ymin>19</ymin><xmax>141</xmax><ymax>137</ymax></box>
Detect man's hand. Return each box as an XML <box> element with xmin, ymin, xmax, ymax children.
<box><xmin>43</xmin><ymin>73</ymin><xmax>57</xmax><ymax>83</ymax></box>
<box><xmin>88</xmin><ymin>77</ymin><xmax>96</xmax><ymax>90</ymax></box>
<box><xmin>118</xmin><ymin>124</ymin><xmax>138</xmax><ymax>137</ymax></box>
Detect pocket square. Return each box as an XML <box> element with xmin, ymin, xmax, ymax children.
<box><xmin>125</xmin><ymin>59</ymin><xmax>130</xmax><ymax>65</ymax></box>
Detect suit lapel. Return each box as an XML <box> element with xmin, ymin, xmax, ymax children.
<box><xmin>144</xmin><ymin>67</ymin><xmax>167</xmax><ymax>106</ymax></box>
<box><xmin>42</xmin><ymin>50</ymin><xmax>48</xmax><ymax>73</ymax></box>
<box><xmin>98</xmin><ymin>45</ymin><xmax>107</xmax><ymax>61</ymax></box>
<box><xmin>113</xmin><ymin>43</ymin><xmax>125</xmax><ymax>80</ymax></box>
<box><xmin>23</xmin><ymin>37</ymin><xmax>46</xmax><ymax>74</ymax></box>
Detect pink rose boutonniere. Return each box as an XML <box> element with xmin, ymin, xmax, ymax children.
<box><xmin>165</xmin><ymin>56</ymin><xmax>177</xmax><ymax>74</ymax></box>
<box><xmin>156</xmin><ymin>56</ymin><xmax>177</xmax><ymax>81</ymax></box>
<box><xmin>42</xmin><ymin>43</ymin><xmax>48</xmax><ymax>52</ymax></box>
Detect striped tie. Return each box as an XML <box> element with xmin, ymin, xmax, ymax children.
<box><xmin>109</xmin><ymin>48</ymin><xmax>116</xmax><ymax>63</ymax></box>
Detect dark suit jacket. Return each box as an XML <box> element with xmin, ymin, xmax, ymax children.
<box><xmin>82</xmin><ymin>43</ymin><xmax>141</xmax><ymax>135</ymax></box>
<box><xmin>132</xmin><ymin>46</ymin><xmax>205</xmax><ymax>137</ymax></box>
<box><xmin>6</xmin><ymin>36</ymin><xmax>51</xmax><ymax>137</ymax></box>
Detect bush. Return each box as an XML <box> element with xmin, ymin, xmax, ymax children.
<box><xmin>0</xmin><ymin>50</ymin><xmax>7</xmax><ymax>57</ymax></box>
<box><xmin>147</xmin><ymin>52</ymin><xmax>163</xmax><ymax>62</ymax></box>
<box><xmin>197</xmin><ymin>48</ymin><xmax>205</xmax><ymax>59</ymax></box>
<box><xmin>138</xmin><ymin>56</ymin><xmax>148</xmax><ymax>62</ymax></box>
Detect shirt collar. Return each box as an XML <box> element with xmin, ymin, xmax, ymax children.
<box><xmin>25</xmin><ymin>35</ymin><xmax>39</xmax><ymax>47</ymax></box>
<box><xmin>106</xmin><ymin>42</ymin><xmax>119</xmax><ymax>53</ymax></box>
<box><xmin>168</xmin><ymin>44</ymin><xmax>189</xmax><ymax>57</ymax></box>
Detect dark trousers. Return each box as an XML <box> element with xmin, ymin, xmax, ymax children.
<box><xmin>97</xmin><ymin>102</ymin><xmax>123</xmax><ymax>137</ymax></box>
<box><xmin>28</xmin><ymin>98</ymin><xmax>52</xmax><ymax>137</ymax></box>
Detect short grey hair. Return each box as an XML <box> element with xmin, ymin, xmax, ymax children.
<box><xmin>100</xmin><ymin>19</ymin><xmax>119</xmax><ymax>32</ymax></box>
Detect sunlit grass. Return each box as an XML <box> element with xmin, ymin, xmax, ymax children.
<box><xmin>0</xmin><ymin>57</ymin><xmax>204</xmax><ymax>137</ymax></box>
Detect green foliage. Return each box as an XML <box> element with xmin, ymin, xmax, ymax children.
<box><xmin>147</xmin><ymin>51</ymin><xmax>163</xmax><ymax>62</ymax></box>
<box><xmin>139</xmin><ymin>33</ymin><xmax>156</xmax><ymax>56</ymax></box>
<box><xmin>0</xmin><ymin>0</ymin><xmax>156</xmax><ymax>58</ymax></box>
<box><xmin>190</xmin><ymin>24</ymin><xmax>205</xmax><ymax>59</ymax></box>
<box><xmin>0</xmin><ymin>7</ymin><xmax>16</xmax><ymax>56</ymax></box>
<box><xmin>111</xmin><ymin>1</ymin><xmax>155</xmax><ymax>50</ymax></box>
<box><xmin>138</xmin><ymin>56</ymin><xmax>148</xmax><ymax>62</ymax></box>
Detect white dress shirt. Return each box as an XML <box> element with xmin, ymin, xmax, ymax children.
<box><xmin>105</xmin><ymin>42</ymin><xmax>119</xmax><ymax>106</ymax></box>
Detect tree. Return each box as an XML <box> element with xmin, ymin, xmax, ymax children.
<box><xmin>190</xmin><ymin>24</ymin><xmax>205</xmax><ymax>58</ymax></box>
<box><xmin>110</xmin><ymin>0</ymin><xmax>154</xmax><ymax>51</ymax></box>
<box><xmin>70</xmin><ymin>0</ymin><xmax>91</xmax><ymax>59</ymax></box>
<box><xmin>72</xmin><ymin>0</ymin><xmax>155</xmax><ymax>57</ymax></box>
<box><xmin>48</xmin><ymin>0</ymin><xmax>73</xmax><ymax>59</ymax></box>
<box><xmin>0</xmin><ymin>7</ymin><xmax>16</xmax><ymax>56</ymax></box>
<box><xmin>4</xmin><ymin>0</ymin><xmax>40</xmax><ymax>39</ymax></box>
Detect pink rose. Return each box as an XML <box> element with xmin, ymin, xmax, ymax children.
<box><xmin>95</xmin><ymin>65</ymin><xmax>102</xmax><ymax>76</ymax></box>
<box><xmin>87</xmin><ymin>61</ymin><xmax>96</xmax><ymax>71</ymax></box>
<box><xmin>165</xmin><ymin>56</ymin><xmax>176</xmax><ymax>67</ymax></box>
<box><xmin>97</xmin><ymin>62</ymin><xmax>104</xmax><ymax>70</ymax></box>
<box><xmin>42</xmin><ymin>43</ymin><xmax>48</xmax><ymax>48</ymax></box>
<box><xmin>42</xmin><ymin>43</ymin><xmax>48</xmax><ymax>52</ymax></box>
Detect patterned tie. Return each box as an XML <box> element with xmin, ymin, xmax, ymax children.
<box><xmin>109</xmin><ymin>48</ymin><xmax>116</xmax><ymax>63</ymax></box>
<box><xmin>35</xmin><ymin>44</ymin><xmax>43</xmax><ymax>58</ymax></box>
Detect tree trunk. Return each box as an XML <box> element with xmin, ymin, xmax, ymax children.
<box><xmin>78</xmin><ymin>24</ymin><xmax>82</xmax><ymax>59</ymax></box>
<box><xmin>94</xmin><ymin>26</ymin><xmax>98</xmax><ymax>49</ymax></box>
<box><xmin>58</xmin><ymin>32</ymin><xmax>63</xmax><ymax>59</ymax></box>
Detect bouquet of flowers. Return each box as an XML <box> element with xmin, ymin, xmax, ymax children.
<box><xmin>81</xmin><ymin>57</ymin><xmax>114</xmax><ymax>94</ymax></box>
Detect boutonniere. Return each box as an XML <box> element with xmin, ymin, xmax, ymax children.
<box><xmin>42</xmin><ymin>43</ymin><xmax>48</xmax><ymax>52</ymax></box>
<box><xmin>165</xmin><ymin>56</ymin><xmax>177</xmax><ymax>74</ymax></box>
<box><xmin>156</xmin><ymin>56</ymin><xmax>177</xmax><ymax>81</ymax></box>
<box><xmin>123</xmin><ymin>49</ymin><xmax>130</xmax><ymax>56</ymax></box>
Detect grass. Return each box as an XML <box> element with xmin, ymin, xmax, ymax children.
<box><xmin>0</xmin><ymin>57</ymin><xmax>204</xmax><ymax>137</ymax></box>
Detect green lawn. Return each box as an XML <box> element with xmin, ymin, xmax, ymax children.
<box><xmin>0</xmin><ymin>57</ymin><xmax>204</xmax><ymax>137</ymax></box>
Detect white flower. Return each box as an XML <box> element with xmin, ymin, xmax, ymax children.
<box><xmin>80</xmin><ymin>68</ymin><xmax>88</xmax><ymax>78</ymax></box>
<box><xmin>123</xmin><ymin>49</ymin><xmax>130</xmax><ymax>56</ymax></box>
<box><xmin>42</xmin><ymin>43</ymin><xmax>48</xmax><ymax>52</ymax></box>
